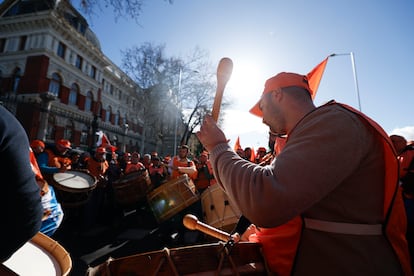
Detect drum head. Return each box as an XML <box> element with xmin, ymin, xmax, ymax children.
<box><xmin>3</xmin><ymin>232</ymin><xmax>72</xmax><ymax>276</ymax></box>
<box><xmin>53</xmin><ymin>171</ymin><xmax>96</xmax><ymax>192</ymax></box>
<box><xmin>115</xmin><ymin>170</ymin><xmax>146</xmax><ymax>185</ymax></box>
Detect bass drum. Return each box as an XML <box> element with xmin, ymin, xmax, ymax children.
<box><xmin>147</xmin><ymin>174</ymin><xmax>199</xmax><ymax>224</ymax></box>
<box><xmin>201</xmin><ymin>184</ymin><xmax>242</xmax><ymax>234</ymax></box>
<box><xmin>86</xmin><ymin>242</ymin><xmax>268</xmax><ymax>276</ymax></box>
<box><xmin>3</xmin><ymin>232</ymin><xmax>72</xmax><ymax>276</ymax></box>
<box><xmin>51</xmin><ymin>170</ymin><xmax>97</xmax><ymax>207</ymax></box>
<box><xmin>112</xmin><ymin>169</ymin><xmax>151</xmax><ymax>209</ymax></box>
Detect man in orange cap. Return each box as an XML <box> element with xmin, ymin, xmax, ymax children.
<box><xmin>197</xmin><ymin>72</ymin><xmax>411</xmax><ymax>275</ymax></box>
<box><xmin>37</xmin><ymin>139</ymin><xmax>72</xmax><ymax>180</ymax></box>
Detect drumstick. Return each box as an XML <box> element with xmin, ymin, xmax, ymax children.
<box><xmin>183</xmin><ymin>214</ymin><xmax>240</xmax><ymax>242</ymax></box>
<box><xmin>211</xmin><ymin>57</ymin><xmax>233</xmax><ymax>122</ymax></box>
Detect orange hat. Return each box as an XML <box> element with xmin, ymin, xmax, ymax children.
<box><xmin>96</xmin><ymin>146</ymin><xmax>106</xmax><ymax>154</ymax></box>
<box><xmin>249</xmin><ymin>72</ymin><xmax>311</xmax><ymax>117</ymax></box>
<box><xmin>30</xmin><ymin>140</ymin><xmax>45</xmax><ymax>149</ymax></box>
<box><xmin>258</xmin><ymin>147</ymin><xmax>267</xmax><ymax>153</ymax></box>
<box><xmin>56</xmin><ymin>139</ymin><xmax>71</xmax><ymax>149</ymax></box>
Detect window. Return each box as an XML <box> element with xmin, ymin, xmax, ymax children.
<box><xmin>57</xmin><ymin>42</ymin><xmax>66</xmax><ymax>59</ymax></box>
<box><xmin>64</xmin><ymin>120</ymin><xmax>74</xmax><ymax>141</ymax></box>
<box><xmin>115</xmin><ymin>110</ymin><xmax>120</xmax><ymax>126</ymax></box>
<box><xmin>75</xmin><ymin>55</ymin><xmax>83</xmax><ymax>70</ymax></box>
<box><xmin>109</xmin><ymin>84</ymin><xmax>114</xmax><ymax>95</ymax></box>
<box><xmin>80</xmin><ymin>124</ymin><xmax>89</xmax><ymax>145</ymax></box>
<box><xmin>105</xmin><ymin>106</ymin><xmax>112</xmax><ymax>122</ymax></box>
<box><xmin>12</xmin><ymin>67</ymin><xmax>21</xmax><ymax>93</ymax></box>
<box><xmin>19</xmin><ymin>35</ymin><xmax>27</xmax><ymax>51</ymax></box>
<box><xmin>90</xmin><ymin>65</ymin><xmax>96</xmax><ymax>79</ymax></box>
<box><xmin>0</xmin><ymin>38</ymin><xmax>6</xmax><ymax>53</ymax></box>
<box><xmin>69</xmin><ymin>83</ymin><xmax>79</xmax><ymax>105</ymax></box>
<box><xmin>85</xmin><ymin>91</ymin><xmax>93</xmax><ymax>112</ymax></box>
<box><xmin>49</xmin><ymin>73</ymin><xmax>61</xmax><ymax>97</ymax></box>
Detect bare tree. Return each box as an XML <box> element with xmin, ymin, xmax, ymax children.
<box><xmin>75</xmin><ymin>0</ymin><xmax>172</xmax><ymax>22</ymax></box>
<box><xmin>120</xmin><ymin>43</ymin><xmax>224</xmax><ymax>153</ymax></box>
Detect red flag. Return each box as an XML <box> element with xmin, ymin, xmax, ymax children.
<box><xmin>234</xmin><ymin>136</ymin><xmax>242</xmax><ymax>151</ymax></box>
<box><xmin>96</xmin><ymin>131</ymin><xmax>117</xmax><ymax>152</ymax></box>
<box><xmin>307</xmin><ymin>57</ymin><xmax>329</xmax><ymax>99</ymax></box>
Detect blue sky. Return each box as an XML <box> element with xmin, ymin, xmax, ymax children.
<box><xmin>77</xmin><ymin>0</ymin><xmax>414</xmax><ymax>149</ymax></box>
<box><xmin>10</xmin><ymin>0</ymin><xmax>414</xmax><ymax>149</ymax></box>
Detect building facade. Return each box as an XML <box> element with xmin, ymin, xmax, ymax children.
<box><xmin>0</xmin><ymin>0</ymin><xmax>181</xmax><ymax>155</ymax></box>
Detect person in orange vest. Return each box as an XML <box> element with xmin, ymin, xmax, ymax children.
<box><xmin>148</xmin><ymin>156</ymin><xmax>168</xmax><ymax>189</ymax></box>
<box><xmin>168</xmin><ymin>145</ymin><xmax>197</xmax><ymax>180</ymax></box>
<box><xmin>197</xmin><ymin>72</ymin><xmax>412</xmax><ymax>275</ymax></box>
<box><xmin>124</xmin><ymin>152</ymin><xmax>145</xmax><ymax>175</ymax></box>
<box><xmin>194</xmin><ymin>151</ymin><xmax>216</xmax><ymax>194</ymax></box>
<box><xmin>38</xmin><ymin>139</ymin><xmax>72</xmax><ymax>183</ymax></box>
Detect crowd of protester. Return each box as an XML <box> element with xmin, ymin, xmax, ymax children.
<box><xmin>3</xmin><ymin>96</ymin><xmax>414</xmax><ymax>274</ymax></box>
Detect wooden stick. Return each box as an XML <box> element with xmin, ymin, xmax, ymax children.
<box><xmin>183</xmin><ymin>214</ymin><xmax>240</xmax><ymax>242</ymax></box>
<box><xmin>211</xmin><ymin>57</ymin><xmax>233</xmax><ymax>122</ymax></box>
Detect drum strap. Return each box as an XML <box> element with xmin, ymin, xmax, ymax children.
<box><xmin>304</xmin><ymin>218</ymin><xmax>383</xmax><ymax>235</ymax></box>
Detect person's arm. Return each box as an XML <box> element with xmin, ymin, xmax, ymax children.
<box><xmin>209</xmin><ymin>107</ymin><xmax>371</xmax><ymax>228</ymax></box>
<box><xmin>37</xmin><ymin>152</ymin><xmax>59</xmax><ymax>174</ymax></box>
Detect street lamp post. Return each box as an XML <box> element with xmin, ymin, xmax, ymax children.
<box><xmin>173</xmin><ymin>68</ymin><xmax>182</xmax><ymax>157</ymax></box>
<box><xmin>329</xmin><ymin>52</ymin><xmax>362</xmax><ymax>111</ymax></box>
<box><xmin>122</xmin><ymin>123</ymin><xmax>129</xmax><ymax>153</ymax></box>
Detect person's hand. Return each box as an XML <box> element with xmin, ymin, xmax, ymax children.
<box><xmin>196</xmin><ymin>114</ymin><xmax>228</xmax><ymax>152</ymax></box>
<box><xmin>240</xmin><ymin>224</ymin><xmax>258</xmax><ymax>241</ymax></box>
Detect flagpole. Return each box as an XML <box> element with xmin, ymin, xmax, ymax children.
<box><xmin>329</xmin><ymin>53</ymin><xmax>362</xmax><ymax>111</ymax></box>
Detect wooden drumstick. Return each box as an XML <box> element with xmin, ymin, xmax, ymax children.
<box><xmin>211</xmin><ymin>57</ymin><xmax>233</xmax><ymax>122</ymax></box>
<box><xmin>183</xmin><ymin>214</ymin><xmax>240</xmax><ymax>242</ymax></box>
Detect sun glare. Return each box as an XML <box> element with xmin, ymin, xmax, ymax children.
<box><xmin>225</xmin><ymin>59</ymin><xmax>266</xmax><ymax>109</ymax></box>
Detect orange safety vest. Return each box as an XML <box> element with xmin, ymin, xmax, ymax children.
<box><xmin>171</xmin><ymin>156</ymin><xmax>197</xmax><ymax>180</ymax></box>
<box><xmin>44</xmin><ymin>148</ymin><xmax>71</xmax><ymax>168</ymax></box>
<box><xmin>195</xmin><ymin>160</ymin><xmax>216</xmax><ymax>189</ymax></box>
<box><xmin>250</xmin><ymin>101</ymin><xmax>412</xmax><ymax>276</ymax></box>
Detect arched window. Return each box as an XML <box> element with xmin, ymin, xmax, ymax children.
<box><xmin>49</xmin><ymin>73</ymin><xmax>61</xmax><ymax>97</ymax></box>
<box><xmin>64</xmin><ymin>120</ymin><xmax>74</xmax><ymax>141</ymax></box>
<box><xmin>85</xmin><ymin>91</ymin><xmax>93</xmax><ymax>112</ymax></box>
<box><xmin>69</xmin><ymin>83</ymin><xmax>79</xmax><ymax>105</ymax></box>
<box><xmin>105</xmin><ymin>106</ymin><xmax>112</xmax><ymax>122</ymax></box>
<box><xmin>80</xmin><ymin>124</ymin><xmax>89</xmax><ymax>145</ymax></box>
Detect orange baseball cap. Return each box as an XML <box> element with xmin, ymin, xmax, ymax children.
<box><xmin>30</xmin><ymin>140</ymin><xmax>45</xmax><ymax>149</ymax></box>
<box><xmin>56</xmin><ymin>139</ymin><xmax>71</xmax><ymax>149</ymax></box>
<box><xmin>249</xmin><ymin>72</ymin><xmax>312</xmax><ymax>118</ymax></box>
